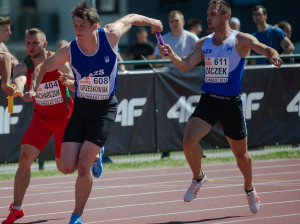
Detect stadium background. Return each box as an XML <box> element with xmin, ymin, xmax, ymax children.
<box><xmin>0</xmin><ymin>0</ymin><xmax>299</xmax><ymax>164</ymax></box>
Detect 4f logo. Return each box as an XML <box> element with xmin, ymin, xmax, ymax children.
<box><xmin>287</xmin><ymin>91</ymin><xmax>300</xmax><ymax>116</ymax></box>
<box><xmin>0</xmin><ymin>105</ymin><xmax>23</xmax><ymax>134</ymax></box>
<box><xmin>115</xmin><ymin>98</ymin><xmax>147</xmax><ymax>126</ymax></box>
<box><xmin>241</xmin><ymin>92</ymin><xmax>264</xmax><ymax>119</ymax></box>
<box><xmin>167</xmin><ymin>95</ymin><xmax>200</xmax><ymax>123</ymax></box>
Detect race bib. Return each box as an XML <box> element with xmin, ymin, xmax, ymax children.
<box><xmin>205</xmin><ymin>57</ymin><xmax>229</xmax><ymax>83</ymax></box>
<box><xmin>78</xmin><ymin>76</ymin><xmax>110</xmax><ymax>100</ymax></box>
<box><xmin>35</xmin><ymin>80</ymin><xmax>63</xmax><ymax>106</ymax></box>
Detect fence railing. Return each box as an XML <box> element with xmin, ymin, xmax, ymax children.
<box><xmin>118</xmin><ymin>54</ymin><xmax>300</xmax><ymax>65</ymax></box>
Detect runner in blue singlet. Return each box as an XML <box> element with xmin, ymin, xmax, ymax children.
<box><xmin>23</xmin><ymin>1</ymin><xmax>163</xmax><ymax>223</ymax></box>
<box><xmin>158</xmin><ymin>0</ymin><xmax>282</xmax><ymax>215</ymax></box>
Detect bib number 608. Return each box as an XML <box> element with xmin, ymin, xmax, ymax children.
<box><xmin>93</xmin><ymin>77</ymin><xmax>109</xmax><ymax>85</ymax></box>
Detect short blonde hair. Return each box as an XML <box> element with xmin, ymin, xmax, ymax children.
<box><xmin>0</xmin><ymin>16</ymin><xmax>12</xmax><ymax>26</ymax></box>
<box><xmin>169</xmin><ymin>10</ymin><xmax>184</xmax><ymax>20</ymax></box>
<box><xmin>25</xmin><ymin>28</ymin><xmax>46</xmax><ymax>41</ymax></box>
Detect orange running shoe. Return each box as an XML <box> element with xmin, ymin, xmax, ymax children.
<box><xmin>2</xmin><ymin>206</ymin><xmax>24</xmax><ymax>224</ymax></box>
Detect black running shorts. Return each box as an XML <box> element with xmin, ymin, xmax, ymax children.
<box><xmin>190</xmin><ymin>93</ymin><xmax>247</xmax><ymax>140</ymax></box>
<box><xmin>62</xmin><ymin>96</ymin><xmax>118</xmax><ymax>147</ymax></box>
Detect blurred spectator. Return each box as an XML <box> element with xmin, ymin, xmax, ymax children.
<box><xmin>129</xmin><ymin>27</ymin><xmax>155</xmax><ymax>69</ymax></box>
<box><xmin>188</xmin><ymin>18</ymin><xmax>203</xmax><ymax>37</ymax></box>
<box><xmin>151</xmin><ymin>10</ymin><xmax>199</xmax><ymax>67</ymax></box>
<box><xmin>251</xmin><ymin>5</ymin><xmax>294</xmax><ymax>64</ymax></box>
<box><xmin>276</xmin><ymin>21</ymin><xmax>294</xmax><ymax>62</ymax></box>
<box><xmin>277</xmin><ymin>21</ymin><xmax>292</xmax><ymax>39</ymax></box>
<box><xmin>229</xmin><ymin>17</ymin><xmax>241</xmax><ymax>31</ymax></box>
<box><xmin>56</xmin><ymin>39</ymin><xmax>68</xmax><ymax>50</ymax></box>
<box><xmin>0</xmin><ymin>16</ymin><xmax>18</xmax><ymax>67</ymax></box>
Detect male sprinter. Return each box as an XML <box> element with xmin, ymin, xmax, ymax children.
<box><xmin>2</xmin><ymin>28</ymin><xmax>74</xmax><ymax>224</ymax></box>
<box><xmin>158</xmin><ymin>0</ymin><xmax>282</xmax><ymax>214</ymax></box>
<box><xmin>24</xmin><ymin>1</ymin><xmax>163</xmax><ymax>223</ymax></box>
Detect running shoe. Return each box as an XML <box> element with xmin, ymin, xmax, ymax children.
<box><xmin>184</xmin><ymin>173</ymin><xmax>207</xmax><ymax>202</ymax></box>
<box><xmin>246</xmin><ymin>187</ymin><xmax>260</xmax><ymax>214</ymax></box>
<box><xmin>9</xmin><ymin>202</ymin><xmax>13</xmax><ymax>211</ymax></box>
<box><xmin>69</xmin><ymin>214</ymin><xmax>82</xmax><ymax>224</ymax></box>
<box><xmin>92</xmin><ymin>147</ymin><xmax>104</xmax><ymax>178</ymax></box>
<box><xmin>2</xmin><ymin>206</ymin><xmax>24</xmax><ymax>224</ymax></box>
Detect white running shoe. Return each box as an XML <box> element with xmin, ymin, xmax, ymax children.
<box><xmin>246</xmin><ymin>187</ymin><xmax>260</xmax><ymax>214</ymax></box>
<box><xmin>184</xmin><ymin>174</ymin><xmax>207</xmax><ymax>202</ymax></box>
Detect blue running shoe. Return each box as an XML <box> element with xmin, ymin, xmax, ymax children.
<box><xmin>92</xmin><ymin>147</ymin><xmax>104</xmax><ymax>178</ymax></box>
<box><xmin>69</xmin><ymin>214</ymin><xmax>82</xmax><ymax>224</ymax></box>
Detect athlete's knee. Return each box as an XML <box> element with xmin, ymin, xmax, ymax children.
<box><xmin>61</xmin><ymin>164</ymin><xmax>76</xmax><ymax>174</ymax></box>
<box><xmin>235</xmin><ymin>151</ymin><xmax>252</xmax><ymax>163</ymax></box>
<box><xmin>57</xmin><ymin>165</ymin><xmax>69</xmax><ymax>174</ymax></box>
<box><xmin>18</xmin><ymin>155</ymin><xmax>32</xmax><ymax>169</ymax></box>
<box><xmin>183</xmin><ymin>135</ymin><xmax>199</xmax><ymax>152</ymax></box>
<box><xmin>18</xmin><ymin>146</ymin><xmax>38</xmax><ymax>169</ymax></box>
<box><xmin>77</xmin><ymin>160</ymin><xmax>91</xmax><ymax>177</ymax></box>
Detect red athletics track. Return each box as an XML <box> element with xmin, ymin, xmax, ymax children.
<box><xmin>1</xmin><ymin>158</ymin><xmax>300</xmax><ymax>224</ymax></box>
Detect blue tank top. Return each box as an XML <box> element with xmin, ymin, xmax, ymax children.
<box><xmin>70</xmin><ymin>27</ymin><xmax>118</xmax><ymax>100</ymax></box>
<box><xmin>201</xmin><ymin>30</ymin><xmax>245</xmax><ymax>96</ymax></box>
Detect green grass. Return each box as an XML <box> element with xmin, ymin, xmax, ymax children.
<box><xmin>1</xmin><ymin>149</ymin><xmax>299</xmax><ymax>181</ymax></box>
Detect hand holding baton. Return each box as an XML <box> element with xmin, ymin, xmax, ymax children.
<box><xmin>8</xmin><ymin>84</ymin><xmax>13</xmax><ymax>114</ymax></box>
<box><xmin>155</xmin><ymin>32</ymin><xmax>169</xmax><ymax>56</ymax></box>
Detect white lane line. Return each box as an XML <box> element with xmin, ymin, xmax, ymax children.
<box><xmin>1</xmin><ymin>162</ymin><xmax>300</xmax><ymax>189</ymax></box>
<box><xmin>83</xmin><ymin>200</ymin><xmax>300</xmax><ymax>223</ymax></box>
<box><xmin>1</xmin><ymin>186</ymin><xmax>300</xmax><ymax>212</ymax></box>
<box><xmin>2</xmin><ymin>197</ymin><xmax>299</xmax><ymax>223</ymax></box>
<box><xmin>212</xmin><ymin>213</ymin><xmax>300</xmax><ymax>224</ymax></box>
<box><xmin>1</xmin><ymin>158</ymin><xmax>298</xmax><ymax>184</ymax></box>
<box><xmin>0</xmin><ymin>171</ymin><xmax>300</xmax><ymax>201</ymax></box>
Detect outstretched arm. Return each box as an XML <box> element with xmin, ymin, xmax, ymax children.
<box><xmin>237</xmin><ymin>32</ymin><xmax>282</xmax><ymax>67</ymax></box>
<box><xmin>158</xmin><ymin>37</ymin><xmax>205</xmax><ymax>72</ymax></box>
<box><xmin>23</xmin><ymin>46</ymin><xmax>70</xmax><ymax>101</ymax></box>
<box><xmin>105</xmin><ymin>14</ymin><xmax>163</xmax><ymax>50</ymax></box>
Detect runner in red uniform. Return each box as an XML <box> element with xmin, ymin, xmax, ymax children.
<box><xmin>2</xmin><ymin>28</ymin><xmax>74</xmax><ymax>224</ymax></box>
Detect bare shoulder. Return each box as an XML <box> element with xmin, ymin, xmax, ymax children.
<box><xmin>236</xmin><ymin>32</ymin><xmax>258</xmax><ymax>44</ymax></box>
<box><xmin>104</xmin><ymin>24</ymin><xmax>120</xmax><ymax>51</ymax></box>
<box><xmin>195</xmin><ymin>36</ymin><xmax>208</xmax><ymax>49</ymax></box>
<box><xmin>0</xmin><ymin>52</ymin><xmax>10</xmax><ymax>60</ymax></box>
<box><xmin>104</xmin><ymin>22</ymin><xmax>121</xmax><ymax>35</ymax></box>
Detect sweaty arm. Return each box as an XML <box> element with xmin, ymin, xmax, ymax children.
<box><xmin>32</xmin><ymin>46</ymin><xmax>70</xmax><ymax>92</ymax></box>
<box><xmin>0</xmin><ymin>52</ymin><xmax>14</xmax><ymax>96</ymax></box>
<box><xmin>2</xmin><ymin>43</ymin><xmax>19</xmax><ymax>67</ymax></box>
<box><xmin>12</xmin><ymin>62</ymin><xmax>27</xmax><ymax>97</ymax></box>
<box><xmin>158</xmin><ymin>37</ymin><xmax>205</xmax><ymax>72</ymax></box>
<box><xmin>280</xmin><ymin>36</ymin><xmax>294</xmax><ymax>54</ymax></box>
<box><xmin>58</xmin><ymin>63</ymin><xmax>75</xmax><ymax>92</ymax></box>
<box><xmin>23</xmin><ymin>46</ymin><xmax>70</xmax><ymax>101</ymax></box>
<box><xmin>105</xmin><ymin>14</ymin><xmax>163</xmax><ymax>51</ymax></box>
<box><xmin>236</xmin><ymin>32</ymin><xmax>282</xmax><ymax>67</ymax></box>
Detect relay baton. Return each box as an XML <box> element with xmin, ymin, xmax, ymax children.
<box><xmin>154</xmin><ymin>32</ymin><xmax>169</xmax><ymax>56</ymax></box>
<box><xmin>8</xmin><ymin>84</ymin><xmax>13</xmax><ymax>114</ymax></box>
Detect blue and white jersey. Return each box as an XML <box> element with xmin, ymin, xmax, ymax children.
<box><xmin>70</xmin><ymin>27</ymin><xmax>118</xmax><ymax>100</ymax></box>
<box><xmin>201</xmin><ymin>30</ymin><xmax>245</xmax><ymax>96</ymax></box>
